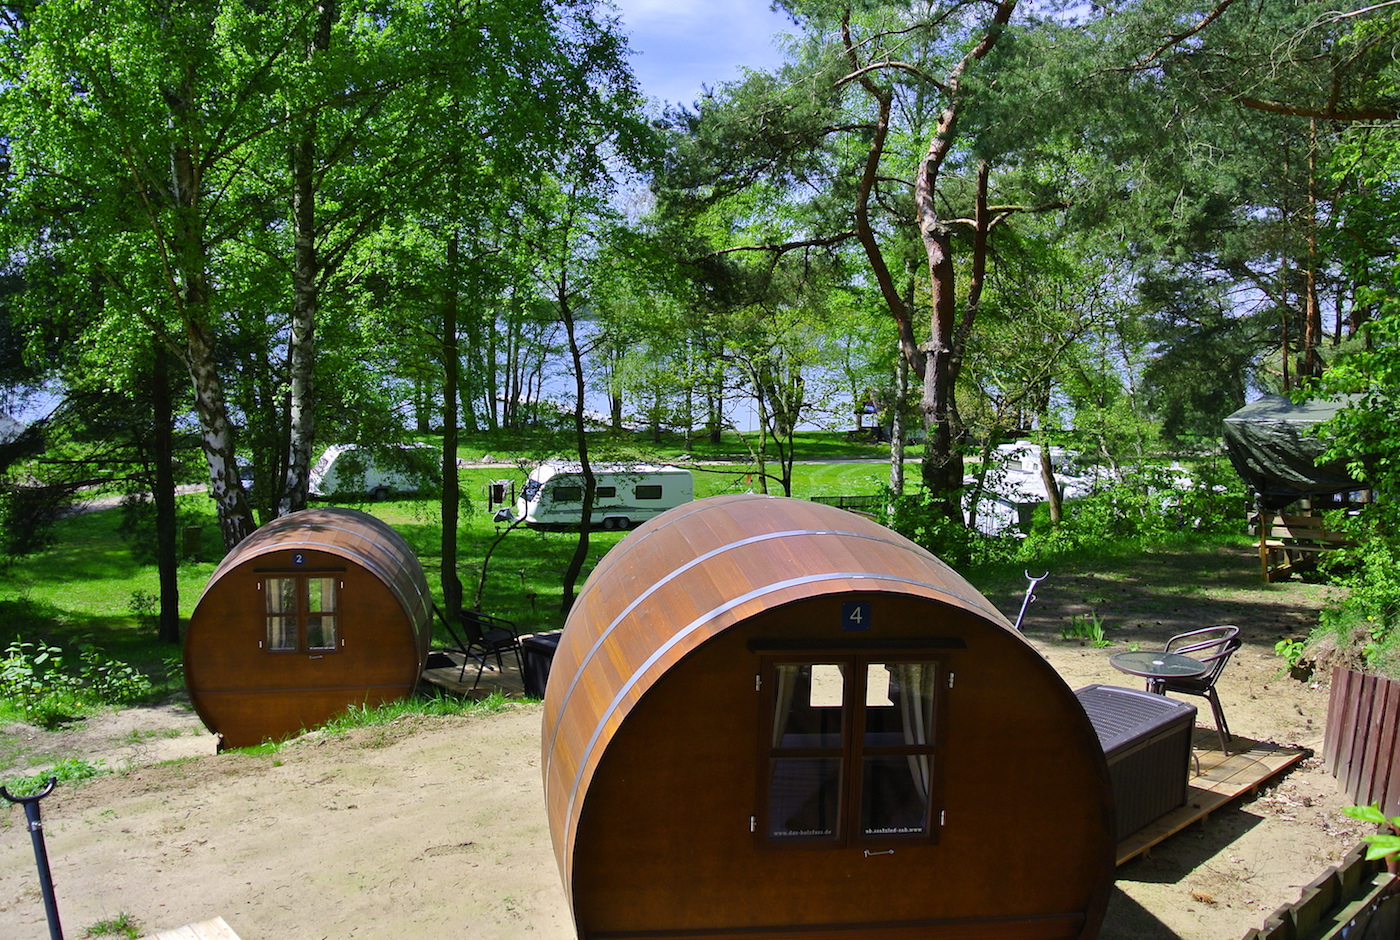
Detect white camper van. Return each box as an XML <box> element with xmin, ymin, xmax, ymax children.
<box><xmin>499</xmin><ymin>462</ymin><xmax>693</xmax><ymax>529</ymax></box>
<box><xmin>308</xmin><ymin>443</ymin><xmax>434</xmax><ymax>500</ymax></box>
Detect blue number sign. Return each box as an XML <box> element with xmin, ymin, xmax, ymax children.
<box><xmin>842</xmin><ymin>600</ymin><xmax>871</xmax><ymax>632</ymax></box>
<box><xmin>292</xmin><ymin>552</ymin><xmax>306</xmax><ymax>566</ymax></box>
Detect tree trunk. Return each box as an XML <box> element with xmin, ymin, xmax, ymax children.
<box><xmin>169</xmin><ymin>86</ymin><xmax>254</xmax><ymax>550</ymax></box>
<box><xmin>185</xmin><ymin>317</ymin><xmax>255</xmax><ymax>549</ymax></box>
<box><xmin>559</xmin><ymin>275</ymin><xmax>593</xmax><ymax>615</ymax></box>
<box><xmin>889</xmin><ymin>341</ymin><xmax>908</xmax><ymax>498</ymax></box>
<box><xmin>441</xmin><ymin>230</ymin><xmax>464</xmax><ymax>617</ymax></box>
<box><xmin>1038</xmin><ymin>440</ymin><xmax>1064</xmax><ymax>525</ymax></box>
<box><xmin>151</xmin><ymin>347</ymin><xmax>181</xmax><ymax>644</ymax></box>
<box><xmin>280</xmin><ymin>2</ymin><xmax>333</xmax><ymax>516</ymax></box>
<box><xmin>282</xmin><ymin>126</ymin><xmax>317</xmax><ymax>516</ymax></box>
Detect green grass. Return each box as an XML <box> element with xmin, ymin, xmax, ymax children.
<box><xmin>0</xmin><ymin>430</ymin><xmax>1266</xmax><ymax>759</ymax></box>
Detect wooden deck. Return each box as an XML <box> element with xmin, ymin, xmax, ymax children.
<box><xmin>421</xmin><ymin>648</ymin><xmax>528</xmax><ymax>698</ymax></box>
<box><xmin>141</xmin><ymin>917</ymin><xmax>241</xmax><ymax>940</ymax></box>
<box><xmin>1116</xmin><ymin>728</ymin><xmax>1310</xmax><ymax>866</ymax></box>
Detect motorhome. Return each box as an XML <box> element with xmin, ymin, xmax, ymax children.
<box><xmin>499</xmin><ymin>462</ymin><xmax>694</xmax><ymax>529</ymax></box>
<box><xmin>309</xmin><ymin>443</ymin><xmax>434</xmax><ymax>500</ymax></box>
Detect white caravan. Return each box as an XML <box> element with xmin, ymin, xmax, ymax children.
<box><xmin>500</xmin><ymin>462</ymin><xmax>693</xmax><ymax>529</ymax></box>
<box><xmin>309</xmin><ymin>443</ymin><xmax>434</xmax><ymax>500</ymax></box>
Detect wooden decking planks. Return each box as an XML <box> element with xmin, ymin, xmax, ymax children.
<box><xmin>421</xmin><ymin>649</ymin><xmax>526</xmax><ymax>697</ymax></box>
<box><xmin>1116</xmin><ymin>729</ymin><xmax>1310</xmax><ymax>866</ymax></box>
<box><xmin>141</xmin><ymin>917</ymin><xmax>241</xmax><ymax>940</ymax></box>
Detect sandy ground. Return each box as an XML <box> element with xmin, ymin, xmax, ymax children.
<box><xmin>0</xmin><ymin>545</ymin><xmax>1376</xmax><ymax>940</ymax></box>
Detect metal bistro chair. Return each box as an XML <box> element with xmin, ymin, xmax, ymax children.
<box><xmin>433</xmin><ymin>605</ymin><xmax>524</xmax><ymax>690</ymax></box>
<box><xmin>1148</xmin><ymin>625</ymin><xmax>1242</xmax><ymax>755</ymax></box>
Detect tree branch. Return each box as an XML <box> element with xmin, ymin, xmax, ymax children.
<box><xmin>1235</xmin><ymin>96</ymin><xmax>1398</xmax><ymax>122</ymax></box>
<box><xmin>1132</xmin><ymin>0</ymin><xmax>1241</xmax><ymax>69</ymax></box>
<box><xmin>697</xmin><ymin>230</ymin><xmax>858</xmax><ymax>260</ymax></box>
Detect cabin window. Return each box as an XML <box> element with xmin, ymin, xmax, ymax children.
<box><xmin>761</xmin><ymin>656</ymin><xmax>943</xmax><ymax>846</ymax></box>
<box><xmin>553</xmin><ymin>485</ymin><xmax>582</xmax><ymax>503</ymax></box>
<box><xmin>635</xmin><ymin>484</ymin><xmax>663</xmax><ymax>500</ymax></box>
<box><xmin>264</xmin><ymin>576</ymin><xmax>339</xmax><ymax>653</ymax></box>
<box><xmin>596</xmin><ymin>486</ymin><xmax>617</xmax><ymax>498</ymax></box>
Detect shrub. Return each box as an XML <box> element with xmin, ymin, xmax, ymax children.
<box><xmin>0</xmin><ymin>637</ymin><xmax>155</xmax><ymax>727</ymax></box>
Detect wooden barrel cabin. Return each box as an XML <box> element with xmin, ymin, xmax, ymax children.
<box><xmin>542</xmin><ymin>494</ymin><xmax>1115</xmax><ymax>940</ymax></box>
<box><xmin>185</xmin><ymin>507</ymin><xmax>432</xmax><ymax>749</ymax></box>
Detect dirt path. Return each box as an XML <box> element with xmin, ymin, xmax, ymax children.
<box><xmin>0</xmin><ymin>543</ymin><xmax>1372</xmax><ymax>940</ymax></box>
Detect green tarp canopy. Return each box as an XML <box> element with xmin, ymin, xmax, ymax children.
<box><xmin>1222</xmin><ymin>395</ymin><xmax>1363</xmax><ymax>510</ymax></box>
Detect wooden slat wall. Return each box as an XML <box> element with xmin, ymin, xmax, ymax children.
<box><xmin>1326</xmin><ymin>667</ymin><xmax>1400</xmax><ymax>816</ymax></box>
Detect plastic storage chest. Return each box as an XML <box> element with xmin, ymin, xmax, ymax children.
<box><xmin>1076</xmin><ymin>683</ymin><xmax>1197</xmax><ymax>840</ymax></box>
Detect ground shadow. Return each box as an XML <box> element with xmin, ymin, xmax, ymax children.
<box><xmin>1101</xmin><ymin>887</ymin><xmax>1186</xmax><ymax>939</ymax></box>
<box><xmin>1117</xmin><ymin>807</ymin><xmax>1266</xmax><ymax>885</ymax></box>
<box><xmin>980</xmin><ymin>540</ymin><xmax>1333</xmax><ymax>657</ymax></box>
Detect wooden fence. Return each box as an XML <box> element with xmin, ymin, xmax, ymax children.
<box><xmin>1242</xmin><ymin>842</ymin><xmax>1395</xmax><ymax>940</ymax></box>
<box><xmin>1325</xmin><ymin>667</ymin><xmax>1400</xmax><ymax>816</ymax></box>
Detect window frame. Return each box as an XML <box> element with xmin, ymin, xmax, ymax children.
<box><xmin>634</xmin><ymin>484</ymin><xmax>664</xmax><ymax>500</ymax></box>
<box><xmin>756</xmin><ymin>651</ymin><xmax>947</xmax><ymax>849</ymax></box>
<box><xmin>261</xmin><ymin>572</ymin><xmax>343</xmax><ymax>655</ymax></box>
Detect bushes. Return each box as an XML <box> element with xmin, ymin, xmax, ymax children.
<box><xmin>0</xmin><ymin>637</ymin><xmax>157</xmax><ymax>727</ymax></box>
<box><xmin>880</xmin><ymin>460</ymin><xmax>1247</xmax><ymax>569</ymax></box>
<box><xmin>1310</xmin><ymin>301</ymin><xmax>1400</xmax><ymax>676</ymax></box>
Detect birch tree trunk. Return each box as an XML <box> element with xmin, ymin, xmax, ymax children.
<box><xmin>169</xmin><ymin>103</ymin><xmax>255</xmax><ymax>549</ymax></box>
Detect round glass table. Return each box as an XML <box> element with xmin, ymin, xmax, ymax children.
<box><xmin>1109</xmin><ymin>650</ymin><xmax>1207</xmax><ymax>692</ymax></box>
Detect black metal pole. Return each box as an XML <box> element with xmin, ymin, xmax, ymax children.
<box><xmin>2</xmin><ymin>777</ymin><xmax>64</xmax><ymax>940</ymax></box>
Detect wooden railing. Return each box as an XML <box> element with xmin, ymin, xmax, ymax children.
<box><xmin>1326</xmin><ymin>667</ymin><xmax>1400</xmax><ymax>816</ymax></box>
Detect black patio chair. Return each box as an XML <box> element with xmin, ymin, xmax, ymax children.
<box><xmin>1148</xmin><ymin>624</ymin><xmax>1242</xmax><ymax>755</ymax></box>
<box><xmin>432</xmin><ymin>605</ymin><xmax>524</xmax><ymax>690</ymax></box>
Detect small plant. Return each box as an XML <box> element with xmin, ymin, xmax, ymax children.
<box><xmin>84</xmin><ymin>912</ymin><xmax>143</xmax><ymax>938</ymax></box>
<box><xmin>1061</xmin><ymin>612</ymin><xmax>1111</xmax><ymax>648</ymax></box>
<box><xmin>1274</xmin><ymin>637</ymin><xmax>1314</xmax><ymax>679</ymax></box>
<box><xmin>1343</xmin><ymin>804</ymin><xmax>1400</xmax><ymax>862</ymax></box>
<box><xmin>127</xmin><ymin>590</ymin><xmax>159</xmax><ymax>630</ymax></box>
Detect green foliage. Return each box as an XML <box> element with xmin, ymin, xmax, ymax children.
<box><xmin>1274</xmin><ymin>637</ymin><xmax>1310</xmax><ymax>671</ymax></box>
<box><xmin>877</xmin><ymin>489</ymin><xmax>1016</xmax><ymax>570</ymax></box>
<box><xmin>0</xmin><ymin>637</ymin><xmax>156</xmax><ymax>727</ymax></box>
<box><xmin>1344</xmin><ymin>804</ymin><xmax>1400</xmax><ymax>863</ymax></box>
<box><xmin>3</xmin><ymin>758</ymin><xmax>109</xmax><ymax>795</ymax></box>
<box><xmin>1310</xmin><ymin>164</ymin><xmax>1400</xmax><ymax>672</ymax></box>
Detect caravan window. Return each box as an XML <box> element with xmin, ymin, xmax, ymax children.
<box><xmin>597</xmin><ymin>486</ymin><xmax>617</xmax><ymax>498</ymax></box>
<box><xmin>760</xmin><ymin>656</ymin><xmax>943</xmax><ymax>846</ymax></box>
<box><xmin>553</xmin><ymin>485</ymin><xmax>582</xmax><ymax>503</ymax></box>
<box><xmin>636</xmin><ymin>484</ymin><xmax>663</xmax><ymax>500</ymax></box>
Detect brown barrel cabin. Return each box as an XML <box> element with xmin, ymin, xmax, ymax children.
<box><xmin>542</xmin><ymin>495</ymin><xmax>1115</xmax><ymax>940</ymax></box>
<box><xmin>185</xmin><ymin>507</ymin><xmax>431</xmax><ymax>749</ymax></box>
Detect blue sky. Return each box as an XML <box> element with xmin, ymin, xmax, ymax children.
<box><xmin>610</xmin><ymin>0</ymin><xmax>794</xmax><ymax>108</ymax></box>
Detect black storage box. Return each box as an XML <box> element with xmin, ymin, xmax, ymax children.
<box><xmin>1076</xmin><ymin>684</ymin><xmax>1197</xmax><ymax>840</ymax></box>
<box><xmin>522</xmin><ymin>631</ymin><xmax>562</xmax><ymax>698</ymax></box>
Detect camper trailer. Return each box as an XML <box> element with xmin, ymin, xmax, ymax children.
<box><xmin>500</xmin><ymin>462</ymin><xmax>693</xmax><ymax>529</ymax></box>
<box><xmin>309</xmin><ymin>443</ymin><xmax>433</xmax><ymax>500</ymax></box>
